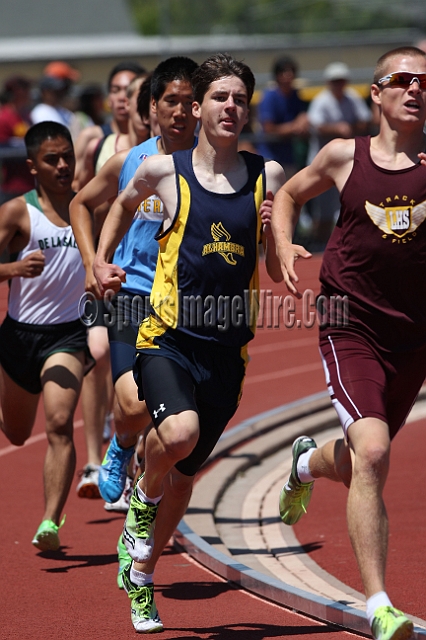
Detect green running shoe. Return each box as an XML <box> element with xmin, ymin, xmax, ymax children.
<box><xmin>371</xmin><ymin>606</ymin><xmax>414</xmax><ymax>640</ymax></box>
<box><xmin>279</xmin><ymin>435</ymin><xmax>317</xmax><ymax>525</ymax></box>
<box><xmin>117</xmin><ymin>533</ymin><xmax>131</xmax><ymax>590</ymax></box>
<box><xmin>123</xmin><ymin>475</ymin><xmax>160</xmax><ymax>563</ymax></box>
<box><xmin>122</xmin><ymin>565</ymin><xmax>163</xmax><ymax>633</ymax></box>
<box><xmin>32</xmin><ymin>516</ymin><xmax>65</xmax><ymax>551</ymax></box>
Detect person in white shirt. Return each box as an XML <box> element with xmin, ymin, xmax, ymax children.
<box><xmin>0</xmin><ymin>121</ymin><xmax>92</xmax><ymax>553</ymax></box>
<box><xmin>307</xmin><ymin>62</ymin><xmax>372</xmax><ymax>246</ymax></box>
<box><xmin>30</xmin><ymin>61</ymin><xmax>81</xmax><ymax>132</ymax></box>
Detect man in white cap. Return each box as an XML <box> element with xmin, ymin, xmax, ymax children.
<box><xmin>307</xmin><ymin>61</ymin><xmax>372</xmax><ymax>245</ymax></box>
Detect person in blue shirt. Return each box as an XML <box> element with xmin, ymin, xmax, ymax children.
<box><xmin>257</xmin><ymin>55</ymin><xmax>309</xmax><ymax>177</ymax></box>
<box><xmin>70</xmin><ymin>57</ymin><xmax>198</xmax><ymax>585</ymax></box>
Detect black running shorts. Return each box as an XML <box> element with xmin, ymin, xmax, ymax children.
<box><xmin>133</xmin><ymin>327</ymin><xmax>248</xmax><ymax>476</ymax></box>
<box><xmin>0</xmin><ymin>314</ymin><xmax>93</xmax><ymax>394</ymax></box>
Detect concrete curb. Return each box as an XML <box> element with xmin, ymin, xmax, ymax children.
<box><xmin>175</xmin><ymin>390</ymin><xmax>426</xmax><ymax>638</ymax></box>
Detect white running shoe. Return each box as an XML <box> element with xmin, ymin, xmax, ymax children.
<box><xmin>76</xmin><ymin>464</ymin><xmax>101</xmax><ymax>499</ymax></box>
<box><xmin>104</xmin><ymin>475</ymin><xmax>133</xmax><ymax>513</ymax></box>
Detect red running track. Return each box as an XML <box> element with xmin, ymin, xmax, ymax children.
<box><xmin>0</xmin><ymin>254</ymin><xmax>424</xmax><ymax>638</ymax></box>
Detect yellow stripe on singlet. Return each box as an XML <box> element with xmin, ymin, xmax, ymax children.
<box><xmin>136</xmin><ymin>175</ymin><xmax>191</xmax><ymax>349</ymax></box>
<box><xmin>245</xmin><ymin>172</ymin><xmax>264</xmax><ymax>337</ymax></box>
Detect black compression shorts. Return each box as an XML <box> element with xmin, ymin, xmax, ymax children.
<box><xmin>133</xmin><ymin>327</ymin><xmax>248</xmax><ymax>475</ymax></box>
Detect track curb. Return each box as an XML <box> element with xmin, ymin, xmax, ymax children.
<box><xmin>175</xmin><ymin>390</ymin><xmax>426</xmax><ymax>638</ymax></box>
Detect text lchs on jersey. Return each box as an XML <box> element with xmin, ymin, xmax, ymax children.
<box><xmin>365</xmin><ymin>195</ymin><xmax>426</xmax><ymax>242</ymax></box>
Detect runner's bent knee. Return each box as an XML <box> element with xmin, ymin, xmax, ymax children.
<box><xmin>157</xmin><ymin>411</ymin><xmax>199</xmax><ymax>461</ymax></box>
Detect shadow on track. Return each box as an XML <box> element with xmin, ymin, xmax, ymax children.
<box><xmin>164</xmin><ymin>622</ymin><xmax>348</xmax><ymax>639</ymax></box>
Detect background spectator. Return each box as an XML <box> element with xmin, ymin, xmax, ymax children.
<box><xmin>257</xmin><ymin>55</ymin><xmax>309</xmax><ymax>177</ymax></box>
<box><xmin>30</xmin><ymin>60</ymin><xmax>81</xmax><ymax>131</ymax></box>
<box><xmin>69</xmin><ymin>83</ymin><xmax>106</xmax><ymax>141</ymax></box>
<box><xmin>307</xmin><ymin>61</ymin><xmax>372</xmax><ymax>246</ymax></box>
<box><xmin>0</xmin><ymin>75</ymin><xmax>34</xmax><ymax>205</ymax></box>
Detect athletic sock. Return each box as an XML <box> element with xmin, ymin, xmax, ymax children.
<box><xmin>366</xmin><ymin>591</ymin><xmax>393</xmax><ymax>627</ymax></box>
<box><xmin>130</xmin><ymin>563</ymin><xmax>154</xmax><ymax>586</ymax></box>
<box><xmin>136</xmin><ymin>482</ymin><xmax>163</xmax><ymax>505</ymax></box>
<box><xmin>297</xmin><ymin>448</ymin><xmax>316</xmax><ymax>483</ymax></box>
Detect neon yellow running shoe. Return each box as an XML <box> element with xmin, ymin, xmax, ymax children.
<box><xmin>279</xmin><ymin>436</ymin><xmax>317</xmax><ymax>525</ymax></box>
<box><xmin>371</xmin><ymin>606</ymin><xmax>414</xmax><ymax>640</ymax></box>
<box><xmin>123</xmin><ymin>475</ymin><xmax>159</xmax><ymax>563</ymax></box>
<box><xmin>117</xmin><ymin>533</ymin><xmax>131</xmax><ymax>590</ymax></box>
<box><xmin>32</xmin><ymin>516</ymin><xmax>65</xmax><ymax>551</ymax></box>
<box><xmin>122</xmin><ymin>565</ymin><xmax>163</xmax><ymax>633</ymax></box>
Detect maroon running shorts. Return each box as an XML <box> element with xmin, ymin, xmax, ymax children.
<box><xmin>319</xmin><ymin>330</ymin><xmax>426</xmax><ymax>440</ymax></box>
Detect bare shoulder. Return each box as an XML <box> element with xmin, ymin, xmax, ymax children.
<box><xmin>134</xmin><ymin>153</ymin><xmax>174</xmax><ymax>182</ymax></box>
<box><xmin>317</xmin><ymin>138</ymin><xmax>355</xmax><ymax>167</ymax></box>
<box><xmin>75</xmin><ymin>124</ymin><xmax>103</xmax><ymax>148</ymax></box>
<box><xmin>0</xmin><ymin>195</ymin><xmax>29</xmax><ymax>251</ymax></box>
<box><xmin>0</xmin><ymin>195</ymin><xmax>27</xmax><ymax>226</ymax></box>
<box><xmin>75</xmin><ymin>152</ymin><xmax>124</xmax><ymax>207</ymax></box>
<box><xmin>86</xmin><ymin>135</ymin><xmax>101</xmax><ymax>157</ymax></box>
<box><xmin>99</xmin><ymin>149</ymin><xmax>128</xmax><ymax>179</ymax></box>
<box><xmin>264</xmin><ymin>159</ymin><xmax>286</xmax><ymax>194</ymax></box>
<box><xmin>313</xmin><ymin>138</ymin><xmax>356</xmax><ymax>190</ymax></box>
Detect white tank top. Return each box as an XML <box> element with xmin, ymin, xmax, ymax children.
<box><xmin>8</xmin><ymin>190</ymin><xmax>86</xmax><ymax>325</ymax></box>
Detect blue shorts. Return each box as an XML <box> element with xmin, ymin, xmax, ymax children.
<box><xmin>106</xmin><ymin>292</ymin><xmax>150</xmax><ymax>383</ymax></box>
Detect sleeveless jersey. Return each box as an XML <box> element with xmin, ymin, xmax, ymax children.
<box><xmin>95</xmin><ymin>133</ymin><xmax>121</xmax><ymax>174</ymax></box>
<box><xmin>320</xmin><ymin>136</ymin><xmax>426</xmax><ymax>351</ymax></box>
<box><xmin>114</xmin><ymin>136</ymin><xmax>163</xmax><ymax>295</ymax></box>
<box><xmin>8</xmin><ymin>190</ymin><xmax>86</xmax><ymax>325</ymax></box>
<box><xmin>138</xmin><ymin>149</ymin><xmax>265</xmax><ymax>347</ymax></box>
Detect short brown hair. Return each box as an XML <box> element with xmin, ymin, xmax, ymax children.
<box><xmin>373</xmin><ymin>46</ymin><xmax>426</xmax><ymax>84</ymax></box>
<box><xmin>192</xmin><ymin>53</ymin><xmax>255</xmax><ymax>105</ymax></box>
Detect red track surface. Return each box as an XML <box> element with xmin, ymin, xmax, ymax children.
<box><xmin>0</xmin><ymin>255</ymin><xmax>423</xmax><ymax>638</ymax></box>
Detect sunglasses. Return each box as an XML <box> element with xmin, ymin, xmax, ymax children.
<box><xmin>377</xmin><ymin>71</ymin><xmax>426</xmax><ymax>89</ymax></box>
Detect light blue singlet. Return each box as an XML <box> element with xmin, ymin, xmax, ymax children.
<box><xmin>114</xmin><ymin>136</ymin><xmax>162</xmax><ymax>295</ymax></box>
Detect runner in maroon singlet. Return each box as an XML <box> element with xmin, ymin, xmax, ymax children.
<box><xmin>271</xmin><ymin>46</ymin><xmax>426</xmax><ymax>640</ymax></box>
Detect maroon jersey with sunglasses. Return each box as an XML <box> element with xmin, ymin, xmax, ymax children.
<box><xmin>319</xmin><ymin>135</ymin><xmax>426</xmax><ymax>351</ymax></box>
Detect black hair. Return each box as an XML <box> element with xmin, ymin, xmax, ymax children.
<box><xmin>107</xmin><ymin>61</ymin><xmax>146</xmax><ymax>91</ymax></box>
<box><xmin>136</xmin><ymin>72</ymin><xmax>152</xmax><ymax>120</ymax></box>
<box><xmin>273</xmin><ymin>56</ymin><xmax>298</xmax><ymax>77</ymax></box>
<box><xmin>150</xmin><ymin>56</ymin><xmax>198</xmax><ymax>102</ymax></box>
<box><xmin>192</xmin><ymin>53</ymin><xmax>255</xmax><ymax>105</ymax></box>
<box><xmin>25</xmin><ymin>121</ymin><xmax>73</xmax><ymax>159</ymax></box>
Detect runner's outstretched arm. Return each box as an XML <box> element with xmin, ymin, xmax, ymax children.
<box><xmin>70</xmin><ymin>151</ymin><xmax>127</xmax><ymax>296</ymax></box>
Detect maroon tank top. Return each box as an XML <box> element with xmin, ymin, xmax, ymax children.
<box><xmin>319</xmin><ymin>135</ymin><xmax>426</xmax><ymax>351</ymax></box>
